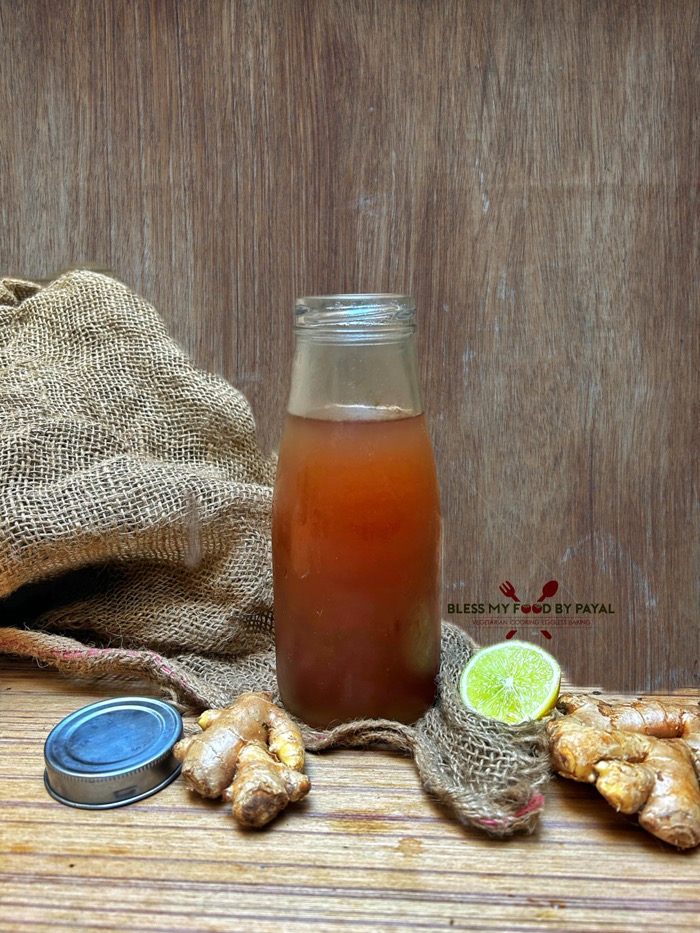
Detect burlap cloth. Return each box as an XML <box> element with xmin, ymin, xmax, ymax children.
<box><xmin>0</xmin><ymin>271</ymin><xmax>550</xmax><ymax>836</ymax></box>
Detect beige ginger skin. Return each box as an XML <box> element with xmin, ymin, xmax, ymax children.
<box><xmin>548</xmin><ymin>694</ymin><xmax>700</xmax><ymax>850</ymax></box>
<box><xmin>173</xmin><ymin>692</ymin><xmax>310</xmax><ymax>827</ymax></box>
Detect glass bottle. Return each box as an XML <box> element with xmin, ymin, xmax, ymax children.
<box><xmin>272</xmin><ymin>295</ymin><xmax>442</xmax><ymax>728</ymax></box>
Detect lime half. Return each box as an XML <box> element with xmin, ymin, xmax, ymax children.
<box><xmin>459</xmin><ymin>640</ymin><xmax>561</xmax><ymax>724</ymax></box>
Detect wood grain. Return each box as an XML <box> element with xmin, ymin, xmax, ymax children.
<box><xmin>1</xmin><ymin>658</ymin><xmax>699</xmax><ymax>933</ymax></box>
<box><xmin>0</xmin><ymin>1</ymin><xmax>698</xmax><ymax>691</ymax></box>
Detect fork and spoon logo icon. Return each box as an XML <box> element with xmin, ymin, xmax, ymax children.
<box><xmin>499</xmin><ymin>579</ymin><xmax>559</xmax><ymax>639</ymax></box>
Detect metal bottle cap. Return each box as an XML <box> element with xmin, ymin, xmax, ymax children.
<box><xmin>44</xmin><ymin>697</ymin><xmax>183</xmax><ymax>809</ymax></box>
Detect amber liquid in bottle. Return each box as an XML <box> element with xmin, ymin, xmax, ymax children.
<box><xmin>272</xmin><ymin>296</ymin><xmax>442</xmax><ymax>729</ymax></box>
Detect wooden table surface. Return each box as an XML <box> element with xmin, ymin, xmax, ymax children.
<box><xmin>1</xmin><ymin>658</ymin><xmax>698</xmax><ymax>933</ymax></box>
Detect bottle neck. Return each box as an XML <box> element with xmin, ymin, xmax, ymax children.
<box><xmin>287</xmin><ymin>297</ymin><xmax>424</xmax><ymax>420</ymax></box>
<box><xmin>288</xmin><ymin>333</ymin><xmax>423</xmax><ymax>420</ymax></box>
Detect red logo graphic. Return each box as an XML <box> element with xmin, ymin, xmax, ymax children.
<box><xmin>501</xmin><ymin>580</ymin><xmax>559</xmax><ymax>640</ymax></box>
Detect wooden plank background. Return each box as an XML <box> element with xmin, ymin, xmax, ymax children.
<box><xmin>1</xmin><ymin>0</ymin><xmax>697</xmax><ymax>692</ymax></box>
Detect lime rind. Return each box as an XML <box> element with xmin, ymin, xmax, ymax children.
<box><xmin>458</xmin><ymin>640</ymin><xmax>561</xmax><ymax>724</ymax></box>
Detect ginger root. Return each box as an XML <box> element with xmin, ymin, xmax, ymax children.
<box><xmin>173</xmin><ymin>692</ymin><xmax>310</xmax><ymax>828</ymax></box>
<box><xmin>547</xmin><ymin>693</ymin><xmax>700</xmax><ymax>849</ymax></box>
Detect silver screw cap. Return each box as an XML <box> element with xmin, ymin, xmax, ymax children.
<box><xmin>44</xmin><ymin>696</ymin><xmax>183</xmax><ymax>809</ymax></box>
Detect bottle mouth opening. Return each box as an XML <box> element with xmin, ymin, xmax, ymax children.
<box><xmin>295</xmin><ymin>294</ymin><xmax>416</xmax><ymax>334</ymax></box>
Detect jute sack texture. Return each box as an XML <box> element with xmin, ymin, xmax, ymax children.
<box><xmin>0</xmin><ymin>271</ymin><xmax>550</xmax><ymax>836</ymax></box>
